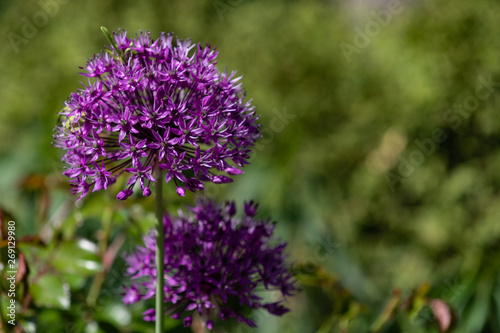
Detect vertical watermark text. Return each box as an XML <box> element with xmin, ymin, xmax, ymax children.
<box><xmin>5</xmin><ymin>220</ymin><xmax>17</xmax><ymax>326</ymax></box>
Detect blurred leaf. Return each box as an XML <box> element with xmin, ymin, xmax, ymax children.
<box><xmin>370</xmin><ymin>289</ymin><xmax>401</xmax><ymax>333</ymax></box>
<box><xmin>19</xmin><ymin>174</ymin><xmax>46</xmax><ymax>191</ymax></box>
<box><xmin>64</xmin><ymin>274</ymin><xmax>88</xmax><ymax>290</ymax></box>
<box><xmin>408</xmin><ymin>283</ymin><xmax>430</xmax><ymax>319</ymax></box>
<box><xmin>17</xmin><ymin>235</ymin><xmax>44</xmax><ymax>247</ymax></box>
<box><xmin>51</xmin><ymin>239</ymin><xmax>102</xmax><ymax>276</ymax></box>
<box><xmin>493</xmin><ymin>281</ymin><xmax>500</xmax><ymax>332</ymax></box>
<box><xmin>316</xmin><ymin>312</ymin><xmax>337</xmax><ymax>333</ymax></box>
<box><xmin>31</xmin><ymin>275</ymin><xmax>70</xmax><ymax>310</ymax></box>
<box><xmin>95</xmin><ymin>302</ymin><xmax>131</xmax><ymax>328</ymax></box>
<box><xmin>462</xmin><ymin>272</ymin><xmax>494</xmax><ymax>333</ymax></box>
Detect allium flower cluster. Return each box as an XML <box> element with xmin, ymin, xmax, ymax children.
<box><xmin>122</xmin><ymin>199</ymin><xmax>298</xmax><ymax>328</ymax></box>
<box><xmin>53</xmin><ymin>30</ymin><xmax>260</xmax><ymax>200</ymax></box>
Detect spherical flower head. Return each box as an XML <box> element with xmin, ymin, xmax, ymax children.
<box><xmin>53</xmin><ymin>30</ymin><xmax>260</xmax><ymax>200</ymax></box>
<box><xmin>122</xmin><ymin>199</ymin><xmax>298</xmax><ymax>328</ymax></box>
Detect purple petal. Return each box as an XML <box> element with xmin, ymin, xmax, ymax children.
<box><xmin>117</xmin><ymin>189</ymin><xmax>133</xmax><ymax>200</ymax></box>
<box><xmin>183</xmin><ymin>316</ymin><xmax>193</xmax><ymax>327</ymax></box>
<box><xmin>224</xmin><ymin>167</ymin><xmax>243</xmax><ymax>175</ymax></box>
<box><xmin>143</xmin><ymin>308</ymin><xmax>155</xmax><ymax>321</ymax></box>
<box><xmin>176</xmin><ymin>186</ymin><xmax>186</xmax><ymax>196</ymax></box>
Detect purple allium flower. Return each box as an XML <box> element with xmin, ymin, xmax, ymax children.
<box><xmin>53</xmin><ymin>30</ymin><xmax>260</xmax><ymax>200</ymax></box>
<box><xmin>122</xmin><ymin>199</ymin><xmax>298</xmax><ymax>328</ymax></box>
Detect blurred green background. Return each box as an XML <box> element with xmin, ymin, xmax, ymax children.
<box><xmin>2</xmin><ymin>0</ymin><xmax>500</xmax><ymax>332</ymax></box>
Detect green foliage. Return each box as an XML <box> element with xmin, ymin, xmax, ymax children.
<box><xmin>1</xmin><ymin>0</ymin><xmax>500</xmax><ymax>332</ymax></box>
<box><xmin>31</xmin><ymin>275</ymin><xmax>70</xmax><ymax>310</ymax></box>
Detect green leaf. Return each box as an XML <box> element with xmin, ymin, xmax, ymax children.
<box><xmin>492</xmin><ymin>280</ymin><xmax>500</xmax><ymax>332</ymax></box>
<box><xmin>51</xmin><ymin>239</ymin><xmax>102</xmax><ymax>276</ymax></box>
<box><xmin>95</xmin><ymin>303</ymin><xmax>131</xmax><ymax>328</ymax></box>
<box><xmin>63</xmin><ymin>273</ymin><xmax>88</xmax><ymax>290</ymax></box>
<box><xmin>316</xmin><ymin>312</ymin><xmax>337</xmax><ymax>333</ymax></box>
<box><xmin>100</xmin><ymin>26</ymin><xmax>124</xmax><ymax>61</ymax></box>
<box><xmin>462</xmin><ymin>272</ymin><xmax>494</xmax><ymax>333</ymax></box>
<box><xmin>31</xmin><ymin>275</ymin><xmax>70</xmax><ymax>310</ymax></box>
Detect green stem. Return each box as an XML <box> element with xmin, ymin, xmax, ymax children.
<box><xmin>370</xmin><ymin>289</ymin><xmax>401</xmax><ymax>333</ymax></box>
<box><xmin>100</xmin><ymin>26</ymin><xmax>125</xmax><ymax>61</ymax></box>
<box><xmin>155</xmin><ymin>168</ymin><xmax>165</xmax><ymax>333</ymax></box>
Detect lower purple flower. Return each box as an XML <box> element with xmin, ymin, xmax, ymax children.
<box><xmin>122</xmin><ymin>199</ymin><xmax>298</xmax><ymax>329</ymax></box>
